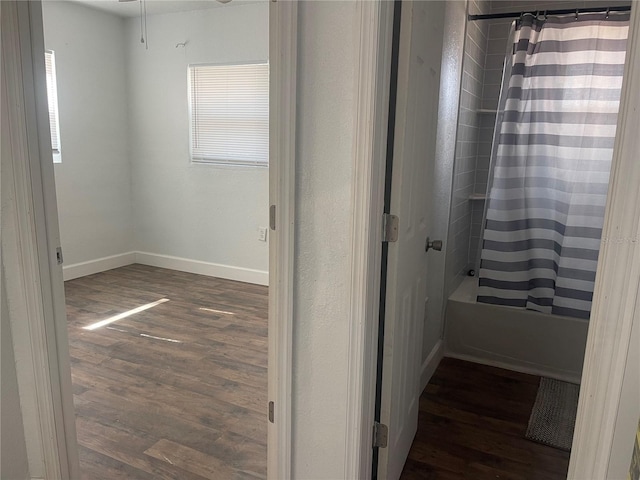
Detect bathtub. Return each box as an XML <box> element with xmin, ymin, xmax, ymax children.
<box><xmin>444</xmin><ymin>276</ymin><xmax>589</xmax><ymax>384</ymax></box>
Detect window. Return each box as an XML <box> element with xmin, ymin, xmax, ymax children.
<box><xmin>45</xmin><ymin>50</ymin><xmax>62</xmax><ymax>163</ymax></box>
<box><xmin>188</xmin><ymin>62</ymin><xmax>269</xmax><ymax>166</ymax></box>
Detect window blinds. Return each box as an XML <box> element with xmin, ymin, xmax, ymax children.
<box><xmin>45</xmin><ymin>51</ymin><xmax>61</xmax><ymax>155</ymax></box>
<box><xmin>189</xmin><ymin>62</ymin><xmax>269</xmax><ymax>166</ymax></box>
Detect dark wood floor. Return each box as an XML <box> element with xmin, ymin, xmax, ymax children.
<box><xmin>64</xmin><ymin>264</ymin><xmax>268</xmax><ymax>480</ymax></box>
<box><xmin>400</xmin><ymin>357</ymin><xmax>571</xmax><ymax>480</ymax></box>
<box><xmin>68</xmin><ymin>266</ymin><xmax>570</xmax><ymax>479</ymax></box>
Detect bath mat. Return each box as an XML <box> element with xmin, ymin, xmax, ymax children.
<box><xmin>525</xmin><ymin>377</ymin><xmax>579</xmax><ymax>451</ymax></box>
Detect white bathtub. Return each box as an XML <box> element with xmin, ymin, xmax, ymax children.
<box><xmin>444</xmin><ymin>276</ymin><xmax>588</xmax><ymax>384</ymax></box>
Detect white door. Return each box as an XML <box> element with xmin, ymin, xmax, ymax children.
<box><xmin>378</xmin><ymin>2</ymin><xmax>445</xmax><ymax>479</ymax></box>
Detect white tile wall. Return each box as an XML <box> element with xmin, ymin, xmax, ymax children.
<box><xmin>447</xmin><ymin>0</ymin><xmax>490</xmax><ymax>294</ymax></box>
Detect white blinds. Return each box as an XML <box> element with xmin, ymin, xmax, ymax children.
<box><xmin>45</xmin><ymin>51</ymin><xmax>61</xmax><ymax>155</ymax></box>
<box><xmin>189</xmin><ymin>62</ymin><xmax>269</xmax><ymax>165</ymax></box>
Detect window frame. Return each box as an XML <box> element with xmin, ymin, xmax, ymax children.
<box><xmin>187</xmin><ymin>60</ymin><xmax>269</xmax><ymax>168</ymax></box>
<box><xmin>45</xmin><ymin>49</ymin><xmax>62</xmax><ymax>164</ymax></box>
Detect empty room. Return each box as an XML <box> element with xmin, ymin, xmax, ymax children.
<box><xmin>42</xmin><ymin>0</ymin><xmax>269</xmax><ymax>477</ymax></box>
<box><xmin>5</xmin><ymin>0</ymin><xmax>639</xmax><ymax>478</ymax></box>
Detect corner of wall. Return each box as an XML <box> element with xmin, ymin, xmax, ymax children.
<box><xmin>443</xmin><ymin>0</ymin><xmax>472</xmax><ymax>301</ymax></box>
<box><xmin>120</xmin><ymin>13</ymin><xmax>136</xmax><ymax>255</ymax></box>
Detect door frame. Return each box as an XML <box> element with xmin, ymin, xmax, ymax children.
<box><xmin>568</xmin><ymin>3</ymin><xmax>640</xmax><ymax>478</ymax></box>
<box><xmin>268</xmin><ymin>1</ymin><xmax>297</xmax><ymax>478</ymax></box>
<box><xmin>2</xmin><ymin>1</ymin><xmax>78</xmax><ymax>477</ymax></box>
<box><xmin>344</xmin><ymin>1</ymin><xmax>395</xmax><ymax>479</ymax></box>
<box><xmin>6</xmin><ymin>0</ymin><xmax>297</xmax><ymax>478</ymax></box>
<box><xmin>346</xmin><ymin>1</ymin><xmax>640</xmax><ymax>479</ymax></box>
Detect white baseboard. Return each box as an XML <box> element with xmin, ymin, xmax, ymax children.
<box><xmin>62</xmin><ymin>251</ymin><xmax>269</xmax><ymax>286</ymax></box>
<box><xmin>62</xmin><ymin>252</ymin><xmax>136</xmax><ymax>281</ymax></box>
<box><xmin>443</xmin><ymin>351</ymin><xmax>582</xmax><ymax>385</ymax></box>
<box><xmin>420</xmin><ymin>339</ymin><xmax>444</xmax><ymax>392</ymax></box>
<box><xmin>135</xmin><ymin>252</ymin><xmax>269</xmax><ymax>286</ymax></box>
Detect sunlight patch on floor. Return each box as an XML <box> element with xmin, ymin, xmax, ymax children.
<box><xmin>199</xmin><ymin>307</ymin><xmax>235</xmax><ymax>315</ymax></box>
<box><xmin>83</xmin><ymin>298</ymin><xmax>170</xmax><ymax>330</ymax></box>
<box><xmin>105</xmin><ymin>326</ymin><xmax>182</xmax><ymax>343</ymax></box>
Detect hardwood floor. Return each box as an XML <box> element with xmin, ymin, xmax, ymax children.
<box><xmin>64</xmin><ymin>264</ymin><xmax>268</xmax><ymax>480</ymax></box>
<box><xmin>400</xmin><ymin>358</ymin><xmax>571</xmax><ymax>480</ymax></box>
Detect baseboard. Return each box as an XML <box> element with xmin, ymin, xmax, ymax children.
<box><xmin>135</xmin><ymin>252</ymin><xmax>269</xmax><ymax>286</ymax></box>
<box><xmin>63</xmin><ymin>251</ymin><xmax>269</xmax><ymax>286</ymax></box>
<box><xmin>63</xmin><ymin>252</ymin><xmax>136</xmax><ymax>281</ymax></box>
<box><xmin>443</xmin><ymin>351</ymin><xmax>582</xmax><ymax>385</ymax></box>
<box><xmin>420</xmin><ymin>339</ymin><xmax>444</xmax><ymax>392</ymax></box>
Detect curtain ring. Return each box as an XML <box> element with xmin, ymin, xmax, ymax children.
<box><xmin>606</xmin><ymin>7</ymin><xmax>610</xmax><ymax>19</ymax></box>
<box><xmin>575</xmin><ymin>9</ymin><xmax>579</xmax><ymax>20</ymax></box>
<box><xmin>519</xmin><ymin>11</ymin><xmax>524</xmax><ymax>22</ymax></box>
<box><xmin>544</xmin><ymin>10</ymin><xmax>548</xmax><ymax>20</ymax></box>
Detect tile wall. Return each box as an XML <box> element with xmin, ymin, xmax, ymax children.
<box><xmin>447</xmin><ymin>0</ymin><xmax>490</xmax><ymax>296</ymax></box>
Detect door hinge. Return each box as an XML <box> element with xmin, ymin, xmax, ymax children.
<box><xmin>56</xmin><ymin>246</ymin><xmax>64</xmax><ymax>265</ymax></box>
<box><xmin>373</xmin><ymin>421</ymin><xmax>388</xmax><ymax>448</ymax></box>
<box><xmin>382</xmin><ymin>214</ymin><xmax>399</xmax><ymax>243</ymax></box>
<box><xmin>269</xmin><ymin>205</ymin><xmax>276</xmax><ymax>231</ymax></box>
<box><xmin>268</xmin><ymin>401</ymin><xmax>274</xmax><ymax>423</ymax></box>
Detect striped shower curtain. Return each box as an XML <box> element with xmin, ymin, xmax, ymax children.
<box><xmin>477</xmin><ymin>12</ymin><xmax>630</xmax><ymax>319</ymax></box>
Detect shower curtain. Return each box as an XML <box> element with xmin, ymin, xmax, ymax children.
<box><xmin>477</xmin><ymin>12</ymin><xmax>630</xmax><ymax>319</ymax></box>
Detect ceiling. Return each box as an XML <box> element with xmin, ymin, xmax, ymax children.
<box><xmin>62</xmin><ymin>0</ymin><xmax>263</xmax><ymax>18</ymax></box>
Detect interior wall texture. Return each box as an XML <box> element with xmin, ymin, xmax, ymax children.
<box><xmin>292</xmin><ymin>1</ymin><xmax>357</xmax><ymax>477</ymax></box>
<box><xmin>126</xmin><ymin>3</ymin><xmax>269</xmax><ymax>274</ymax></box>
<box><xmin>42</xmin><ymin>1</ymin><xmax>133</xmax><ymax>267</ymax></box>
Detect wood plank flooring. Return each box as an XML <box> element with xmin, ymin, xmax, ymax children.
<box><xmin>64</xmin><ymin>264</ymin><xmax>268</xmax><ymax>480</ymax></box>
<box><xmin>400</xmin><ymin>357</ymin><xmax>571</xmax><ymax>480</ymax></box>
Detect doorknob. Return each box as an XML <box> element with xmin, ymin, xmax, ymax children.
<box><xmin>425</xmin><ymin>237</ymin><xmax>443</xmax><ymax>252</ymax></box>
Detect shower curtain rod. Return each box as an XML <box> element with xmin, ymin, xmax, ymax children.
<box><xmin>468</xmin><ymin>5</ymin><xmax>631</xmax><ymax>21</ymax></box>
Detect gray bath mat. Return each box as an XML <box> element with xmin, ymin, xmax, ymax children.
<box><xmin>525</xmin><ymin>377</ymin><xmax>579</xmax><ymax>451</ymax></box>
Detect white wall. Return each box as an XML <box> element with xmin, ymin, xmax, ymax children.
<box><xmin>126</xmin><ymin>3</ymin><xmax>269</xmax><ymax>276</ymax></box>
<box><xmin>42</xmin><ymin>1</ymin><xmax>269</xmax><ymax>281</ymax></box>
<box><xmin>423</xmin><ymin>0</ymin><xmax>466</xmax><ymax>367</ymax></box>
<box><xmin>43</xmin><ymin>1</ymin><xmax>133</xmax><ymax>267</ymax></box>
<box><xmin>292</xmin><ymin>2</ymin><xmax>357</xmax><ymax>477</ymax></box>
